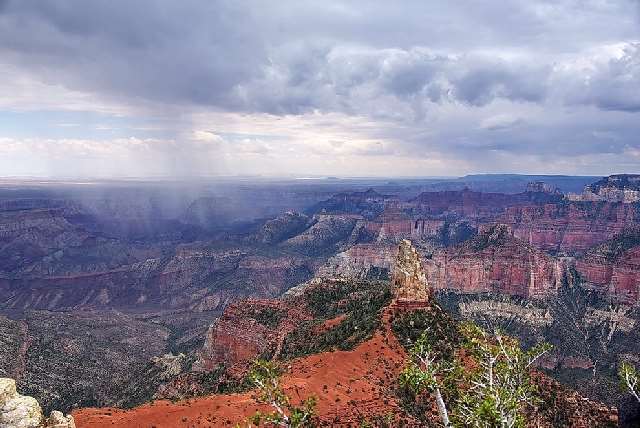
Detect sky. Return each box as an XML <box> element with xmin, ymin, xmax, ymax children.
<box><xmin>0</xmin><ymin>0</ymin><xmax>639</xmax><ymax>178</ymax></box>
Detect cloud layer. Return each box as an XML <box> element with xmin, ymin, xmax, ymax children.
<box><xmin>0</xmin><ymin>0</ymin><xmax>639</xmax><ymax>177</ymax></box>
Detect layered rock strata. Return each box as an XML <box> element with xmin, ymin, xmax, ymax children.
<box><xmin>576</xmin><ymin>243</ymin><xmax>640</xmax><ymax>303</ymax></box>
<box><xmin>424</xmin><ymin>225</ymin><xmax>562</xmax><ymax>299</ymax></box>
<box><xmin>193</xmin><ymin>299</ymin><xmax>312</xmax><ymax>374</ymax></box>
<box><xmin>500</xmin><ymin>202</ymin><xmax>638</xmax><ymax>254</ymax></box>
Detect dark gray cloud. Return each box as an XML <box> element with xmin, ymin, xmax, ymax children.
<box><xmin>0</xmin><ymin>0</ymin><xmax>267</xmax><ymax>107</ymax></box>
<box><xmin>1</xmin><ymin>0</ymin><xmax>636</xmax><ymax>114</ymax></box>
<box><xmin>451</xmin><ymin>59</ymin><xmax>550</xmax><ymax>106</ymax></box>
<box><xmin>0</xmin><ymin>0</ymin><xmax>639</xmax><ymax>176</ymax></box>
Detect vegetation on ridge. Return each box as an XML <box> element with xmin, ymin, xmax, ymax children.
<box><xmin>280</xmin><ymin>280</ymin><xmax>392</xmax><ymax>359</ymax></box>
<box><xmin>399</xmin><ymin>318</ymin><xmax>551</xmax><ymax>427</ymax></box>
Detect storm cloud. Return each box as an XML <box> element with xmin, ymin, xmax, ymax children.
<box><xmin>0</xmin><ymin>0</ymin><xmax>639</xmax><ymax>176</ymax></box>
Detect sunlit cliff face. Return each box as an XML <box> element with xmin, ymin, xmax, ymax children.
<box><xmin>1</xmin><ymin>0</ymin><xmax>640</xmax><ymax>178</ymax></box>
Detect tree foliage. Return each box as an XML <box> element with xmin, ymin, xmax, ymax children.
<box><xmin>400</xmin><ymin>321</ymin><xmax>551</xmax><ymax>428</ymax></box>
<box><xmin>242</xmin><ymin>360</ymin><xmax>317</xmax><ymax>427</ymax></box>
<box><xmin>619</xmin><ymin>361</ymin><xmax>640</xmax><ymax>403</ymax></box>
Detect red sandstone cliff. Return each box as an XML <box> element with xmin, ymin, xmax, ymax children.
<box><xmin>500</xmin><ymin>202</ymin><xmax>638</xmax><ymax>254</ymax></box>
<box><xmin>423</xmin><ymin>225</ymin><xmax>561</xmax><ymax>298</ymax></box>
<box><xmin>193</xmin><ymin>298</ymin><xmax>312</xmax><ymax>374</ymax></box>
<box><xmin>575</xmin><ymin>233</ymin><xmax>640</xmax><ymax>303</ymax></box>
<box><xmin>325</xmin><ymin>226</ymin><xmax>563</xmax><ymax>299</ymax></box>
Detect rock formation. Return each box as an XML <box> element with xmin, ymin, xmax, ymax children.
<box><xmin>424</xmin><ymin>225</ymin><xmax>561</xmax><ymax>299</ymax></box>
<box><xmin>568</xmin><ymin>174</ymin><xmax>640</xmax><ymax>203</ymax></box>
<box><xmin>392</xmin><ymin>239</ymin><xmax>430</xmax><ymax>302</ymax></box>
<box><xmin>194</xmin><ymin>299</ymin><xmax>312</xmax><ymax>374</ymax></box>
<box><xmin>499</xmin><ymin>202</ymin><xmax>638</xmax><ymax>254</ymax></box>
<box><xmin>575</xmin><ymin>231</ymin><xmax>640</xmax><ymax>303</ymax></box>
<box><xmin>525</xmin><ymin>181</ymin><xmax>559</xmax><ymax>194</ymax></box>
<box><xmin>0</xmin><ymin>378</ymin><xmax>74</xmax><ymax>428</ymax></box>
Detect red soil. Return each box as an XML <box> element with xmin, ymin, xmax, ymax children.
<box><xmin>72</xmin><ymin>301</ymin><xmax>617</xmax><ymax>427</ymax></box>
<box><xmin>73</xmin><ymin>306</ymin><xmax>421</xmax><ymax>427</ymax></box>
<box><xmin>313</xmin><ymin>313</ymin><xmax>347</xmax><ymax>333</ymax></box>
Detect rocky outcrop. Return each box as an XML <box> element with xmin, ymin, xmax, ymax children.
<box><xmin>193</xmin><ymin>299</ymin><xmax>311</xmax><ymax>374</ymax></box>
<box><xmin>424</xmin><ymin>225</ymin><xmax>561</xmax><ymax>298</ymax></box>
<box><xmin>254</xmin><ymin>211</ymin><xmax>310</xmax><ymax>244</ymax></box>
<box><xmin>500</xmin><ymin>202</ymin><xmax>638</xmax><ymax>254</ymax></box>
<box><xmin>568</xmin><ymin>174</ymin><xmax>640</xmax><ymax>203</ymax></box>
<box><xmin>44</xmin><ymin>411</ymin><xmax>75</xmax><ymax>428</ymax></box>
<box><xmin>0</xmin><ymin>378</ymin><xmax>74</xmax><ymax>428</ymax></box>
<box><xmin>392</xmin><ymin>240</ymin><xmax>430</xmax><ymax>302</ymax></box>
<box><xmin>575</xmin><ymin>232</ymin><xmax>640</xmax><ymax>303</ymax></box>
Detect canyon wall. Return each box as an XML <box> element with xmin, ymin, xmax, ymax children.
<box><xmin>324</xmin><ymin>227</ymin><xmax>562</xmax><ymax>300</ymax></box>
<box><xmin>1</xmin><ymin>250</ymin><xmax>315</xmax><ymax>312</ymax></box>
<box><xmin>423</xmin><ymin>225</ymin><xmax>562</xmax><ymax>298</ymax></box>
<box><xmin>576</xmin><ymin>245</ymin><xmax>640</xmax><ymax>303</ymax></box>
<box><xmin>194</xmin><ymin>298</ymin><xmax>311</xmax><ymax>373</ymax></box>
<box><xmin>500</xmin><ymin>202</ymin><xmax>638</xmax><ymax>254</ymax></box>
<box><xmin>408</xmin><ymin>188</ymin><xmax>561</xmax><ymax>219</ymax></box>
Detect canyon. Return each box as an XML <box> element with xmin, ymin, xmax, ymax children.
<box><xmin>1</xmin><ymin>174</ymin><xmax>639</xmax><ymax>426</ymax></box>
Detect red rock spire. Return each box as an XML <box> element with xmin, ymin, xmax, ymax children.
<box><xmin>392</xmin><ymin>239</ymin><xmax>430</xmax><ymax>302</ymax></box>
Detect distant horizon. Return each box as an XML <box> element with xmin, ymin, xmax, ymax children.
<box><xmin>0</xmin><ymin>172</ymin><xmax>621</xmax><ymax>184</ymax></box>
